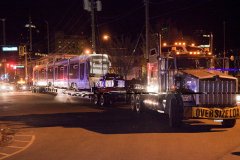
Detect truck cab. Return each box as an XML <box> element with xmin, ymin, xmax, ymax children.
<box><xmin>131</xmin><ymin>43</ymin><xmax>240</xmax><ymax>128</ymax></box>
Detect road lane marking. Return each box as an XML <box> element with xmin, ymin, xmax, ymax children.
<box><xmin>15</xmin><ymin>134</ymin><xmax>33</xmax><ymax>137</ymax></box>
<box><xmin>0</xmin><ymin>135</ymin><xmax>35</xmax><ymax>160</ymax></box>
<box><xmin>0</xmin><ymin>153</ymin><xmax>9</xmax><ymax>156</ymax></box>
<box><xmin>13</xmin><ymin>140</ymin><xmax>30</xmax><ymax>143</ymax></box>
<box><xmin>6</xmin><ymin>146</ymin><xmax>24</xmax><ymax>149</ymax></box>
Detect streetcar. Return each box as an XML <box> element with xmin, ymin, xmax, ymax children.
<box><xmin>33</xmin><ymin>54</ymin><xmax>111</xmax><ymax>91</ymax></box>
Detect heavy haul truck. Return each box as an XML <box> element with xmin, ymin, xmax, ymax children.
<box><xmin>130</xmin><ymin>43</ymin><xmax>240</xmax><ymax>128</ymax></box>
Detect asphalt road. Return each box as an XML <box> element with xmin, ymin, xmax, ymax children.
<box><xmin>1</xmin><ymin>91</ymin><xmax>240</xmax><ymax>160</ymax></box>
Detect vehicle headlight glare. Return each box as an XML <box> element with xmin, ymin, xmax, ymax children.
<box><xmin>236</xmin><ymin>95</ymin><xmax>240</xmax><ymax>102</ymax></box>
<box><xmin>147</xmin><ymin>84</ymin><xmax>158</xmax><ymax>93</ymax></box>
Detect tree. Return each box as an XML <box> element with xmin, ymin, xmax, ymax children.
<box><xmin>103</xmin><ymin>35</ymin><xmax>144</xmax><ymax>80</ymax></box>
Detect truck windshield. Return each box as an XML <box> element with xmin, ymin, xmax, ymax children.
<box><xmin>186</xmin><ymin>46</ymin><xmax>203</xmax><ymax>52</ymax></box>
<box><xmin>176</xmin><ymin>57</ymin><xmax>212</xmax><ymax>69</ymax></box>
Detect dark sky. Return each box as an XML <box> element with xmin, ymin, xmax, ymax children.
<box><xmin>0</xmin><ymin>0</ymin><xmax>240</xmax><ymax>52</ymax></box>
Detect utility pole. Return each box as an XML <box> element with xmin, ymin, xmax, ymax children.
<box><xmin>158</xmin><ymin>33</ymin><xmax>162</xmax><ymax>92</ymax></box>
<box><xmin>45</xmin><ymin>20</ymin><xmax>50</xmax><ymax>54</ymax></box>
<box><xmin>90</xmin><ymin>0</ymin><xmax>96</xmax><ymax>53</ymax></box>
<box><xmin>1</xmin><ymin>18</ymin><xmax>6</xmax><ymax>45</ymax></box>
<box><xmin>223</xmin><ymin>21</ymin><xmax>226</xmax><ymax>69</ymax></box>
<box><xmin>25</xmin><ymin>46</ymin><xmax>28</xmax><ymax>82</ymax></box>
<box><xmin>84</xmin><ymin>0</ymin><xmax>102</xmax><ymax>54</ymax></box>
<box><xmin>145</xmin><ymin>0</ymin><xmax>149</xmax><ymax>62</ymax></box>
<box><xmin>24</xmin><ymin>16</ymin><xmax>36</xmax><ymax>83</ymax></box>
<box><xmin>29</xmin><ymin>16</ymin><xmax>33</xmax><ymax>52</ymax></box>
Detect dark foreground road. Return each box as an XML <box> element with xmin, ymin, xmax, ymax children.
<box><xmin>1</xmin><ymin>91</ymin><xmax>240</xmax><ymax>160</ymax></box>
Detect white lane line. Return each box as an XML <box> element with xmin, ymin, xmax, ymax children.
<box><xmin>6</xmin><ymin>146</ymin><xmax>24</xmax><ymax>149</ymax></box>
<box><xmin>15</xmin><ymin>134</ymin><xmax>33</xmax><ymax>137</ymax></box>
<box><xmin>13</xmin><ymin>140</ymin><xmax>30</xmax><ymax>143</ymax></box>
<box><xmin>0</xmin><ymin>153</ymin><xmax>9</xmax><ymax>156</ymax></box>
<box><xmin>0</xmin><ymin>135</ymin><xmax>35</xmax><ymax>160</ymax></box>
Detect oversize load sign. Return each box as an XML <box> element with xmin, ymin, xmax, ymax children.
<box><xmin>192</xmin><ymin>106</ymin><xmax>240</xmax><ymax>119</ymax></box>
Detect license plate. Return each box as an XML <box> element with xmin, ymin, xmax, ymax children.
<box><xmin>192</xmin><ymin>106</ymin><xmax>240</xmax><ymax>119</ymax></box>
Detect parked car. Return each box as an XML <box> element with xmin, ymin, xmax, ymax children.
<box><xmin>0</xmin><ymin>82</ymin><xmax>15</xmax><ymax>92</ymax></box>
<box><xmin>16</xmin><ymin>84</ymin><xmax>31</xmax><ymax>91</ymax></box>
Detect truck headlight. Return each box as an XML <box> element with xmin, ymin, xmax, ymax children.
<box><xmin>146</xmin><ymin>84</ymin><xmax>158</xmax><ymax>93</ymax></box>
<box><xmin>184</xmin><ymin>77</ymin><xmax>198</xmax><ymax>92</ymax></box>
<box><xmin>236</xmin><ymin>95</ymin><xmax>240</xmax><ymax>103</ymax></box>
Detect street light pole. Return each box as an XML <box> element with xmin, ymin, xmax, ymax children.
<box><xmin>29</xmin><ymin>16</ymin><xmax>33</xmax><ymax>52</ymax></box>
<box><xmin>145</xmin><ymin>0</ymin><xmax>149</xmax><ymax>62</ymax></box>
<box><xmin>223</xmin><ymin>21</ymin><xmax>226</xmax><ymax>69</ymax></box>
<box><xmin>45</xmin><ymin>20</ymin><xmax>50</xmax><ymax>54</ymax></box>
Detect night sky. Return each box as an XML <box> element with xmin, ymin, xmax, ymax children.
<box><xmin>0</xmin><ymin>0</ymin><xmax>240</xmax><ymax>53</ymax></box>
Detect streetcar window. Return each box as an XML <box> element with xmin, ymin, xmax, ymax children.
<box><xmin>54</xmin><ymin>67</ymin><xmax>58</xmax><ymax>80</ymax></box>
<box><xmin>48</xmin><ymin>67</ymin><xmax>53</xmax><ymax>79</ymax></box>
<box><xmin>39</xmin><ymin>69</ymin><xmax>46</xmax><ymax>80</ymax></box>
<box><xmin>80</xmin><ymin>63</ymin><xmax>85</xmax><ymax>80</ymax></box>
<box><xmin>58</xmin><ymin>66</ymin><xmax>64</xmax><ymax>79</ymax></box>
<box><xmin>64</xmin><ymin>65</ymin><xmax>68</xmax><ymax>79</ymax></box>
<box><xmin>85</xmin><ymin>62</ymin><xmax>89</xmax><ymax>78</ymax></box>
<box><xmin>69</xmin><ymin>63</ymin><xmax>79</xmax><ymax>79</ymax></box>
<box><xmin>34</xmin><ymin>70</ymin><xmax>38</xmax><ymax>80</ymax></box>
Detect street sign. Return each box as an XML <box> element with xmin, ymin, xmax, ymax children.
<box><xmin>15</xmin><ymin>65</ymin><xmax>25</xmax><ymax>68</ymax></box>
<box><xmin>2</xmin><ymin>46</ymin><xmax>18</xmax><ymax>52</ymax></box>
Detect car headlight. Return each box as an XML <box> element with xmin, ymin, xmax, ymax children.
<box><xmin>22</xmin><ymin>86</ymin><xmax>27</xmax><ymax>90</ymax></box>
<box><xmin>1</xmin><ymin>85</ymin><xmax>6</xmax><ymax>90</ymax></box>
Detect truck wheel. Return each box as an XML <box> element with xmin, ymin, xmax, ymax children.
<box><xmin>169</xmin><ymin>97</ymin><xmax>182</xmax><ymax>128</ymax></box>
<box><xmin>221</xmin><ymin>119</ymin><xmax>236</xmax><ymax>128</ymax></box>
<box><xmin>130</xmin><ymin>94</ymin><xmax>136</xmax><ymax>111</ymax></box>
<box><xmin>135</xmin><ymin>94</ymin><xmax>142</xmax><ymax>113</ymax></box>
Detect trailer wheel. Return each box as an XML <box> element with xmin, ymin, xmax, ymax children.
<box><xmin>99</xmin><ymin>94</ymin><xmax>108</xmax><ymax>107</ymax></box>
<box><xmin>93</xmin><ymin>94</ymin><xmax>99</xmax><ymax>105</ymax></box>
<box><xmin>130</xmin><ymin>94</ymin><xmax>136</xmax><ymax>111</ymax></box>
<box><xmin>221</xmin><ymin>119</ymin><xmax>236</xmax><ymax>128</ymax></box>
<box><xmin>168</xmin><ymin>97</ymin><xmax>182</xmax><ymax>128</ymax></box>
<box><xmin>135</xmin><ymin>94</ymin><xmax>142</xmax><ymax>113</ymax></box>
<box><xmin>70</xmin><ymin>83</ymin><xmax>78</xmax><ymax>91</ymax></box>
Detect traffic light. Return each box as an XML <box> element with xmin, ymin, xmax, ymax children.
<box><xmin>19</xmin><ymin>45</ymin><xmax>26</xmax><ymax>57</ymax></box>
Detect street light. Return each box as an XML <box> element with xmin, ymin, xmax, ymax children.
<box><xmin>102</xmin><ymin>34</ymin><xmax>110</xmax><ymax>41</ymax></box>
<box><xmin>84</xmin><ymin>48</ymin><xmax>91</xmax><ymax>54</ymax></box>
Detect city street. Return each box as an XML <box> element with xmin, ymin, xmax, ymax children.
<box><xmin>0</xmin><ymin>91</ymin><xmax>240</xmax><ymax>160</ymax></box>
